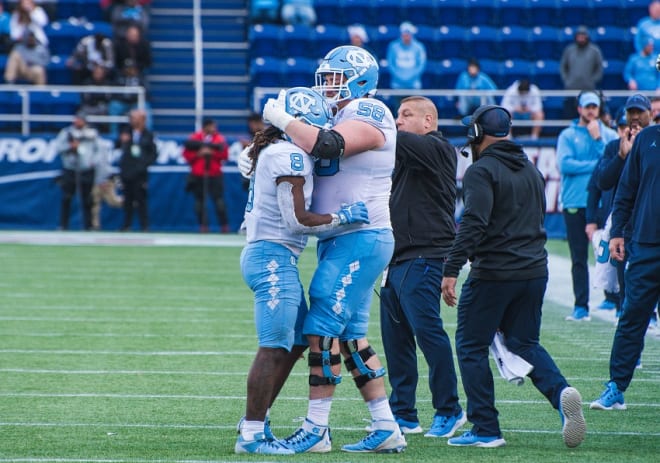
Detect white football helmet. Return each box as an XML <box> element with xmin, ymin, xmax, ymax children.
<box><xmin>314</xmin><ymin>45</ymin><xmax>379</xmax><ymax>104</ymax></box>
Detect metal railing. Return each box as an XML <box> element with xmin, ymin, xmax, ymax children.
<box><xmin>0</xmin><ymin>84</ymin><xmax>147</xmax><ymax>135</ymax></box>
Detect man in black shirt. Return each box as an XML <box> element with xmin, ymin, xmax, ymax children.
<box><xmin>441</xmin><ymin>105</ymin><xmax>586</xmax><ymax>449</ymax></box>
<box><xmin>380</xmin><ymin>96</ymin><xmax>465</xmax><ymax>438</ymax></box>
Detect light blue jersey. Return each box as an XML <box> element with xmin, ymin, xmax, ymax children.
<box><xmin>244</xmin><ymin>139</ymin><xmax>314</xmax><ymax>255</ymax></box>
<box><xmin>311</xmin><ymin>97</ymin><xmax>396</xmax><ymax>240</ymax></box>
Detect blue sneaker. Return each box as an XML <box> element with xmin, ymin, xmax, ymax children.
<box><xmin>282</xmin><ymin>418</ymin><xmax>332</xmax><ymax>453</ymax></box>
<box><xmin>425</xmin><ymin>411</ymin><xmax>467</xmax><ymax>438</ymax></box>
<box><xmin>565</xmin><ymin>306</ymin><xmax>591</xmax><ymax>322</ymax></box>
<box><xmin>597</xmin><ymin>300</ymin><xmax>617</xmax><ymax>310</ymax></box>
<box><xmin>447</xmin><ymin>431</ymin><xmax>506</xmax><ymax>448</ymax></box>
<box><xmin>236</xmin><ymin>416</ymin><xmax>275</xmax><ymax>440</ymax></box>
<box><xmin>235</xmin><ymin>432</ymin><xmax>294</xmax><ymax>455</ymax></box>
<box><xmin>395</xmin><ymin>417</ymin><xmax>423</xmax><ymax>434</ymax></box>
<box><xmin>590</xmin><ymin>381</ymin><xmax>627</xmax><ymax>410</ymax></box>
<box><xmin>559</xmin><ymin>387</ymin><xmax>586</xmax><ymax>448</ymax></box>
<box><xmin>342</xmin><ymin>420</ymin><xmax>407</xmax><ymax>453</ymax></box>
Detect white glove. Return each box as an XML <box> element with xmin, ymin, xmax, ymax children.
<box><xmin>237</xmin><ymin>145</ymin><xmax>254</xmax><ymax>179</ymax></box>
<box><xmin>263</xmin><ymin>97</ymin><xmax>294</xmax><ymax>131</ymax></box>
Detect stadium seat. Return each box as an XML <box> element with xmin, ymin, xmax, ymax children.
<box><xmin>498</xmin><ymin>26</ymin><xmax>531</xmax><ymax>60</ymax></box>
<box><xmin>464</xmin><ymin>26</ymin><xmax>501</xmax><ymax>60</ymax></box>
<box><xmin>47</xmin><ymin>55</ymin><xmax>71</xmax><ymax>85</ymax></box>
<box><xmin>591</xmin><ymin>0</ymin><xmax>627</xmax><ymax>28</ymax></box>
<box><xmin>250</xmin><ymin>57</ymin><xmax>285</xmax><ymax>87</ymax></box>
<box><xmin>314</xmin><ymin>0</ymin><xmax>342</xmax><ymax>24</ymax></box>
<box><xmin>404</xmin><ymin>0</ymin><xmax>441</xmax><ymax>25</ymax></box>
<box><xmin>338</xmin><ymin>0</ymin><xmax>375</xmax><ymax>26</ymax></box>
<box><xmin>372</xmin><ymin>0</ymin><xmax>404</xmax><ymax>25</ymax></box>
<box><xmin>315</xmin><ymin>24</ymin><xmax>349</xmax><ymax>56</ymax></box>
<box><xmin>557</xmin><ymin>0</ymin><xmax>594</xmax><ymax>28</ymax></box>
<box><xmin>499</xmin><ymin>59</ymin><xmax>535</xmax><ymax>89</ymax></box>
<box><xmin>526</xmin><ymin>0</ymin><xmax>561</xmax><ymax>28</ymax></box>
<box><xmin>433</xmin><ymin>25</ymin><xmax>468</xmax><ymax>59</ymax></box>
<box><xmin>464</xmin><ymin>0</ymin><xmax>501</xmax><ymax>28</ymax></box>
<box><xmin>533</xmin><ymin>59</ymin><xmax>562</xmax><ymax>89</ymax></box>
<box><xmin>370</xmin><ymin>25</ymin><xmax>399</xmax><ymax>60</ymax></box>
<box><xmin>415</xmin><ymin>25</ymin><xmax>436</xmax><ymax>54</ymax></box>
<box><xmin>281</xmin><ymin>24</ymin><xmax>316</xmax><ymax>58</ymax></box>
<box><xmin>498</xmin><ymin>0</ymin><xmax>530</xmax><ymax>27</ymax></box>
<box><xmin>528</xmin><ymin>26</ymin><xmax>563</xmax><ymax>61</ymax></box>
<box><xmin>435</xmin><ymin>58</ymin><xmax>467</xmax><ymax>88</ymax></box>
<box><xmin>434</xmin><ymin>0</ymin><xmax>468</xmax><ymax>26</ymax></box>
<box><xmin>601</xmin><ymin>60</ymin><xmax>626</xmax><ymax>89</ymax></box>
<box><xmin>284</xmin><ymin>58</ymin><xmax>318</xmax><ymax>87</ymax></box>
<box><xmin>248</xmin><ymin>24</ymin><xmax>283</xmax><ymax>59</ymax></box>
<box><xmin>594</xmin><ymin>26</ymin><xmax>633</xmax><ymax>61</ymax></box>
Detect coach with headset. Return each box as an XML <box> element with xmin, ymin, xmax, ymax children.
<box><xmin>440</xmin><ymin>105</ymin><xmax>586</xmax><ymax>448</ymax></box>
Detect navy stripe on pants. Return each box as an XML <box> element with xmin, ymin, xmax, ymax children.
<box><xmin>456</xmin><ymin>276</ymin><xmax>569</xmax><ymax>436</ymax></box>
<box><xmin>610</xmin><ymin>242</ymin><xmax>660</xmax><ymax>391</ymax></box>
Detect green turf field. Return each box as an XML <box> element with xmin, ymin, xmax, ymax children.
<box><xmin>0</xmin><ymin>237</ymin><xmax>657</xmax><ymax>462</ymax></box>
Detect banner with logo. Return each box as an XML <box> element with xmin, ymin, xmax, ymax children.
<box><xmin>0</xmin><ymin>137</ymin><xmax>566</xmax><ymax>238</ymax></box>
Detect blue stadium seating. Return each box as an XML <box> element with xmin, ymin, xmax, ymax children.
<box><xmin>404</xmin><ymin>0</ymin><xmax>442</xmax><ymax>25</ymax></box>
<box><xmin>526</xmin><ymin>0</ymin><xmax>561</xmax><ymax>28</ymax></box>
<box><xmin>498</xmin><ymin>0</ymin><xmax>529</xmax><ymax>27</ymax></box>
<box><xmin>250</xmin><ymin>57</ymin><xmax>285</xmax><ymax>87</ymax></box>
<box><xmin>372</xmin><ymin>0</ymin><xmax>405</xmax><ymax>25</ymax></box>
<box><xmin>248</xmin><ymin>23</ymin><xmax>282</xmax><ymax>58</ymax></box>
<box><xmin>591</xmin><ymin>0</ymin><xmax>627</xmax><ymax>28</ymax></box>
<box><xmin>434</xmin><ymin>0</ymin><xmax>468</xmax><ymax>26</ymax></box>
<box><xmin>369</xmin><ymin>25</ymin><xmax>399</xmax><ymax>59</ymax></box>
<box><xmin>464</xmin><ymin>25</ymin><xmax>502</xmax><ymax>60</ymax></box>
<box><xmin>499</xmin><ymin>59</ymin><xmax>535</xmax><ymax>88</ymax></box>
<box><xmin>281</xmin><ymin>24</ymin><xmax>316</xmax><ymax>58</ymax></box>
<box><xmin>464</xmin><ymin>0</ymin><xmax>501</xmax><ymax>28</ymax></box>
<box><xmin>315</xmin><ymin>24</ymin><xmax>349</xmax><ymax>56</ymax></box>
<box><xmin>558</xmin><ymin>0</ymin><xmax>594</xmax><ymax>28</ymax></box>
<box><xmin>498</xmin><ymin>26</ymin><xmax>531</xmax><ymax>60</ymax></box>
<box><xmin>601</xmin><ymin>60</ymin><xmax>626</xmax><ymax>89</ymax></box>
<box><xmin>528</xmin><ymin>26</ymin><xmax>562</xmax><ymax>61</ymax></box>
<box><xmin>595</xmin><ymin>26</ymin><xmax>634</xmax><ymax>61</ymax></box>
<box><xmin>284</xmin><ymin>57</ymin><xmax>318</xmax><ymax>87</ymax></box>
<box><xmin>532</xmin><ymin>59</ymin><xmax>562</xmax><ymax>89</ymax></box>
<box><xmin>434</xmin><ymin>25</ymin><xmax>468</xmax><ymax>60</ymax></box>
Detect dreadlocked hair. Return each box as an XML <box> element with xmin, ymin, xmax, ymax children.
<box><xmin>246</xmin><ymin>125</ymin><xmax>284</xmax><ymax>175</ymax></box>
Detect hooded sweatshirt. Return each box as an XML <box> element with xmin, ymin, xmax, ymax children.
<box><xmin>444</xmin><ymin>140</ymin><xmax>548</xmax><ymax>281</ymax></box>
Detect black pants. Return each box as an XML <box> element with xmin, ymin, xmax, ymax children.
<box><xmin>563</xmin><ymin>208</ymin><xmax>590</xmax><ymax>309</ymax></box>
<box><xmin>187</xmin><ymin>174</ymin><xmax>228</xmax><ymax>227</ymax></box>
<box><xmin>59</xmin><ymin>168</ymin><xmax>95</xmax><ymax>230</ymax></box>
<box><xmin>121</xmin><ymin>175</ymin><xmax>149</xmax><ymax>231</ymax></box>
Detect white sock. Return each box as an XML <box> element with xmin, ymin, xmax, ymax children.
<box><xmin>368</xmin><ymin>396</ymin><xmax>395</xmax><ymax>422</ymax></box>
<box><xmin>307</xmin><ymin>398</ymin><xmax>332</xmax><ymax>427</ymax></box>
<box><xmin>241</xmin><ymin>420</ymin><xmax>265</xmax><ymax>441</ymax></box>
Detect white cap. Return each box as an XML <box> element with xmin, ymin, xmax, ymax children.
<box><xmin>400</xmin><ymin>21</ymin><xmax>417</xmax><ymax>35</ymax></box>
<box><xmin>348</xmin><ymin>24</ymin><xmax>368</xmax><ymax>43</ymax></box>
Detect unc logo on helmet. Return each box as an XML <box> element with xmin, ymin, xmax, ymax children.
<box><xmin>284</xmin><ymin>87</ymin><xmax>332</xmax><ymax>129</ymax></box>
<box><xmin>314</xmin><ymin>45</ymin><xmax>379</xmax><ymax>104</ymax></box>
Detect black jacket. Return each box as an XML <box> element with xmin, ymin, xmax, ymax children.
<box><xmin>118</xmin><ymin>129</ymin><xmax>157</xmax><ymax>181</ymax></box>
<box><xmin>390</xmin><ymin>130</ymin><xmax>457</xmax><ymax>263</ymax></box>
<box><xmin>444</xmin><ymin>140</ymin><xmax>548</xmax><ymax>280</ymax></box>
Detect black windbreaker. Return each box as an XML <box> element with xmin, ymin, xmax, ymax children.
<box><xmin>444</xmin><ymin>140</ymin><xmax>548</xmax><ymax>280</ymax></box>
<box><xmin>389</xmin><ymin>130</ymin><xmax>457</xmax><ymax>263</ymax></box>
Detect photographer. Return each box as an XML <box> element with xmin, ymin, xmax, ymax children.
<box><xmin>54</xmin><ymin>110</ymin><xmax>101</xmax><ymax>230</ymax></box>
<box><xmin>182</xmin><ymin>118</ymin><xmax>229</xmax><ymax>233</ymax></box>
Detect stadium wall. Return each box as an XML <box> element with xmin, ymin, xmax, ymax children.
<box><xmin>0</xmin><ymin>137</ymin><xmax>566</xmax><ymax>238</ymax></box>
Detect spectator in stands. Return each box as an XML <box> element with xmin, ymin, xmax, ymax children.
<box><xmin>111</xmin><ymin>0</ymin><xmax>149</xmax><ymax>39</ymax></box>
<box><xmin>9</xmin><ymin>0</ymin><xmax>48</xmax><ymax>46</ymax></box>
<box><xmin>228</xmin><ymin>112</ymin><xmax>265</xmax><ymax>163</ymax></box>
<box><xmin>454</xmin><ymin>58</ymin><xmax>497</xmax><ymax>118</ymax></box>
<box><xmin>0</xmin><ymin>3</ymin><xmax>11</xmax><ymax>53</ymax></box>
<box><xmin>634</xmin><ymin>0</ymin><xmax>660</xmax><ymax>52</ymax></box>
<box><xmin>183</xmin><ymin>118</ymin><xmax>230</xmax><ymax>233</ymax></box>
<box><xmin>117</xmin><ymin>109</ymin><xmax>157</xmax><ymax>232</ymax></box>
<box><xmin>500</xmin><ymin>79</ymin><xmax>545</xmax><ymax>140</ymax></box>
<box><xmin>250</xmin><ymin>0</ymin><xmax>281</xmax><ymax>24</ymax></box>
<box><xmin>651</xmin><ymin>96</ymin><xmax>660</xmax><ymax>122</ymax></box>
<box><xmin>7</xmin><ymin>0</ymin><xmax>56</xmax><ymax>21</ymax></box>
<box><xmin>66</xmin><ymin>33</ymin><xmax>115</xmax><ymax>85</ymax></box>
<box><xmin>556</xmin><ymin>91</ymin><xmax>618</xmax><ymax>322</ymax></box>
<box><xmin>624</xmin><ymin>38</ymin><xmax>659</xmax><ymax>91</ymax></box>
<box><xmin>108</xmin><ymin>58</ymin><xmax>151</xmax><ymax>138</ymax></box>
<box><xmin>54</xmin><ymin>110</ymin><xmax>102</xmax><ymax>231</ymax></box>
<box><xmin>280</xmin><ymin>0</ymin><xmax>316</xmax><ymax>26</ymax></box>
<box><xmin>3</xmin><ymin>28</ymin><xmax>49</xmax><ymax>85</ymax></box>
<box><xmin>559</xmin><ymin>26</ymin><xmax>604</xmax><ymax>119</ymax></box>
<box><xmin>114</xmin><ymin>24</ymin><xmax>151</xmax><ymax>76</ymax></box>
<box><xmin>386</xmin><ymin>22</ymin><xmax>427</xmax><ymax>97</ymax></box>
<box><xmin>80</xmin><ymin>64</ymin><xmax>115</xmax><ymax>132</ymax></box>
<box><xmin>347</xmin><ymin>23</ymin><xmax>376</xmax><ymax>57</ymax></box>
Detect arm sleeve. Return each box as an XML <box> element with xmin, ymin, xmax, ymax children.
<box><xmin>556</xmin><ymin>131</ymin><xmax>600</xmax><ymax>175</ymax></box>
<box><xmin>443</xmin><ymin>166</ymin><xmax>493</xmax><ymax>277</ymax></box>
<box><xmin>596</xmin><ymin>141</ymin><xmax>626</xmax><ymax>191</ymax></box>
<box><xmin>276</xmin><ymin>181</ymin><xmax>339</xmax><ymax>235</ymax></box>
<box><xmin>585</xmin><ymin>166</ymin><xmax>601</xmax><ymax>224</ymax></box>
<box><xmin>610</xmin><ymin>138</ymin><xmax>640</xmax><ymax>238</ymax></box>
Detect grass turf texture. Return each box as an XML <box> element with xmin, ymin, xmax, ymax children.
<box><xmin>0</xmin><ymin>238</ymin><xmax>657</xmax><ymax>462</ymax></box>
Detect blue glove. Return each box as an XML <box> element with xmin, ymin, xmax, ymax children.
<box><xmin>335</xmin><ymin>201</ymin><xmax>369</xmax><ymax>225</ymax></box>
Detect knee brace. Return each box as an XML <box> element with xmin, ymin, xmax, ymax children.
<box><xmin>342</xmin><ymin>340</ymin><xmax>385</xmax><ymax>389</ymax></box>
<box><xmin>308</xmin><ymin>336</ymin><xmax>342</xmax><ymax>386</ymax></box>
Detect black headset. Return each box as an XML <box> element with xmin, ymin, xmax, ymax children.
<box><xmin>465</xmin><ymin>105</ymin><xmax>512</xmax><ymax>145</ymax></box>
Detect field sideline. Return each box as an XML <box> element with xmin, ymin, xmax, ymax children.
<box><xmin>0</xmin><ymin>231</ymin><xmax>657</xmax><ymax>463</ymax></box>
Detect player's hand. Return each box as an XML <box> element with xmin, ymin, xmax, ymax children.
<box><xmin>441</xmin><ymin>277</ymin><xmax>458</xmax><ymax>307</ymax></box>
<box><xmin>237</xmin><ymin>145</ymin><xmax>254</xmax><ymax>179</ymax></box>
<box><xmin>263</xmin><ymin>97</ymin><xmax>294</xmax><ymax>131</ymax></box>
<box><xmin>335</xmin><ymin>201</ymin><xmax>369</xmax><ymax>225</ymax></box>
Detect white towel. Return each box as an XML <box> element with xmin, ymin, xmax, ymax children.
<box><xmin>490</xmin><ymin>331</ymin><xmax>534</xmax><ymax>386</ymax></box>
